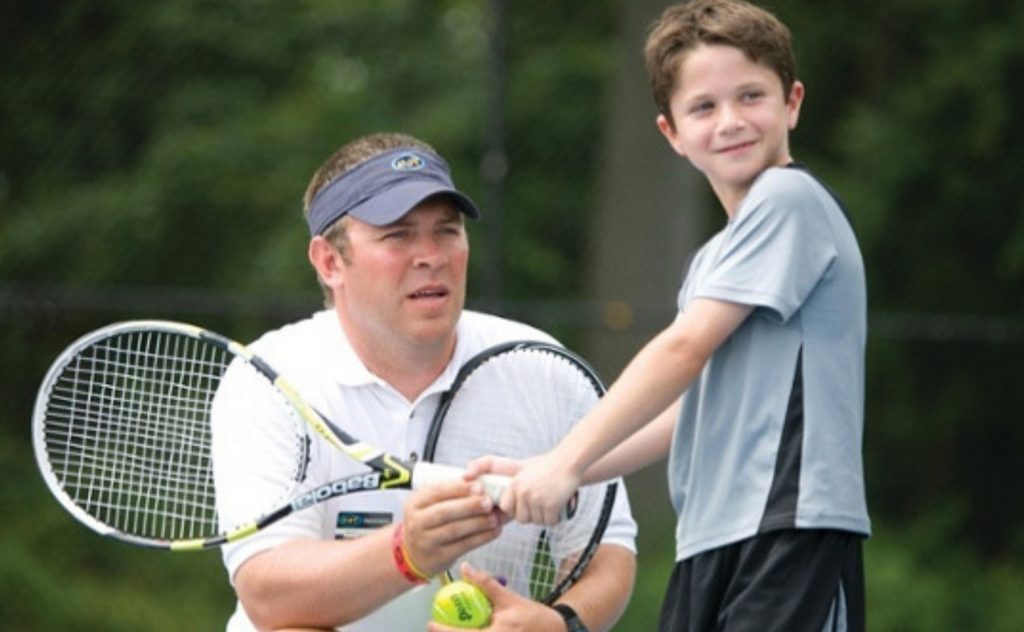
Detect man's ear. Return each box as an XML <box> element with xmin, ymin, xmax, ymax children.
<box><xmin>656</xmin><ymin>113</ymin><xmax>687</xmax><ymax>158</ymax></box>
<box><xmin>308</xmin><ymin>236</ymin><xmax>345</xmax><ymax>289</ymax></box>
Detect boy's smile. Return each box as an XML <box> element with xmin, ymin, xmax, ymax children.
<box><xmin>656</xmin><ymin>44</ymin><xmax>804</xmax><ymax>215</ymax></box>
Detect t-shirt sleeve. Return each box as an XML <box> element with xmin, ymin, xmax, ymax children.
<box><xmin>211</xmin><ymin>360</ymin><xmax>325</xmax><ymax>583</ymax></box>
<box><xmin>694</xmin><ymin>170</ymin><xmax>838</xmax><ymax>323</ymax></box>
<box><xmin>600</xmin><ymin>478</ymin><xmax>638</xmax><ymax>553</ymax></box>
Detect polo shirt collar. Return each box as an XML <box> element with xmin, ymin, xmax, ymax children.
<box><xmin>315</xmin><ymin>310</ymin><xmax>470</xmax><ymax>399</ymax></box>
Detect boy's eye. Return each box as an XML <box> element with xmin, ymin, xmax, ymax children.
<box><xmin>689</xmin><ymin>101</ymin><xmax>714</xmax><ymax>114</ymax></box>
<box><xmin>741</xmin><ymin>90</ymin><xmax>765</xmax><ymax>102</ymax></box>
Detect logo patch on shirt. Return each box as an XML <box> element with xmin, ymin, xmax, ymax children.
<box><xmin>335</xmin><ymin>511</ymin><xmax>393</xmax><ymax>540</ymax></box>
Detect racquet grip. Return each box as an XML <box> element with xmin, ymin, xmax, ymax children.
<box><xmin>411</xmin><ymin>462</ymin><xmax>509</xmax><ymax>503</ymax></box>
<box><xmin>411</xmin><ymin>462</ymin><xmax>576</xmax><ymax>521</ymax></box>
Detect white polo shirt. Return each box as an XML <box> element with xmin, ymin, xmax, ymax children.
<box><xmin>212</xmin><ymin>309</ymin><xmax>637</xmax><ymax>631</ymax></box>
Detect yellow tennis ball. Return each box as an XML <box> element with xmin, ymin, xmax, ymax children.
<box><xmin>431</xmin><ymin>580</ymin><xmax>492</xmax><ymax>629</ymax></box>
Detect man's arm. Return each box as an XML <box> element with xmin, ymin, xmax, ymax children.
<box><xmin>235</xmin><ymin>527</ymin><xmax>404</xmax><ymax>629</ymax></box>
<box><xmin>553</xmin><ymin>544</ymin><xmax>636</xmax><ymax>632</ymax></box>
<box><xmin>235</xmin><ymin>480</ymin><xmax>501</xmax><ymax>630</ymax></box>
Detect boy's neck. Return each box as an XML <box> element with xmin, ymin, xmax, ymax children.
<box><xmin>716</xmin><ymin>186</ymin><xmax>746</xmax><ymax>219</ymax></box>
<box><xmin>715</xmin><ymin>159</ymin><xmax>797</xmax><ymax>218</ymax></box>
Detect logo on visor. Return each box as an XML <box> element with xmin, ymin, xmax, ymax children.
<box><xmin>391</xmin><ymin>153</ymin><xmax>426</xmax><ymax>171</ymax></box>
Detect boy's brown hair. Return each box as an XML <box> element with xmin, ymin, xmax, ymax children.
<box><xmin>644</xmin><ymin>0</ymin><xmax>797</xmax><ymax>127</ymax></box>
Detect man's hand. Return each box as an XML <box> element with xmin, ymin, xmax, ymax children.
<box><xmin>402</xmin><ymin>479</ymin><xmax>503</xmax><ymax>576</ymax></box>
<box><xmin>426</xmin><ymin>563</ymin><xmax>567</xmax><ymax>632</ymax></box>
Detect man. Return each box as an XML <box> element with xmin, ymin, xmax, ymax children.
<box><xmin>211</xmin><ymin>132</ymin><xmax>637</xmax><ymax>631</ymax></box>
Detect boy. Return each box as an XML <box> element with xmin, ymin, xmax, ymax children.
<box><xmin>471</xmin><ymin>1</ymin><xmax>870</xmax><ymax>630</ymax></box>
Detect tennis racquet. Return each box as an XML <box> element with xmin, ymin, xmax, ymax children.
<box><xmin>32</xmin><ymin>320</ymin><xmax>509</xmax><ymax>552</ymax></box>
<box><xmin>423</xmin><ymin>340</ymin><xmax>617</xmax><ymax>604</ymax></box>
<box><xmin>32</xmin><ymin>322</ymin><xmax>614</xmax><ymax>604</ymax></box>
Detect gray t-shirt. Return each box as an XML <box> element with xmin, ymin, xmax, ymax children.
<box><xmin>669</xmin><ymin>165</ymin><xmax>871</xmax><ymax>561</ymax></box>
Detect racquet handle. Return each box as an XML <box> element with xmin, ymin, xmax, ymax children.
<box><xmin>412</xmin><ymin>462</ymin><xmax>509</xmax><ymax>503</ymax></box>
<box><xmin>411</xmin><ymin>462</ymin><xmax>576</xmax><ymax>521</ymax></box>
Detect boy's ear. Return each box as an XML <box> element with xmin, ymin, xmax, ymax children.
<box><xmin>308</xmin><ymin>235</ymin><xmax>345</xmax><ymax>290</ymax></box>
<box><xmin>656</xmin><ymin>113</ymin><xmax>688</xmax><ymax>158</ymax></box>
<box><xmin>787</xmin><ymin>80</ymin><xmax>806</xmax><ymax>130</ymax></box>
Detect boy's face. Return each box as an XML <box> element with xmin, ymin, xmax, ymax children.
<box><xmin>656</xmin><ymin>44</ymin><xmax>804</xmax><ymax>213</ymax></box>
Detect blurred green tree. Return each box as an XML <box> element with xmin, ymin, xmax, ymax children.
<box><xmin>2</xmin><ymin>0</ymin><xmax>1023</xmax><ymax>629</ymax></box>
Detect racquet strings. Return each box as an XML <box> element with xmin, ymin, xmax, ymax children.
<box><xmin>426</xmin><ymin>345</ymin><xmax>611</xmax><ymax>602</ymax></box>
<box><xmin>37</xmin><ymin>327</ymin><xmax>304</xmax><ymax>544</ymax></box>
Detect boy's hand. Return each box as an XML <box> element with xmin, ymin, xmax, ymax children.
<box><xmin>468</xmin><ymin>452</ymin><xmax>582</xmax><ymax>525</ymax></box>
<box><xmin>501</xmin><ymin>450</ymin><xmax>581</xmax><ymax>526</ymax></box>
<box><xmin>464</xmin><ymin>455</ymin><xmax>525</xmax><ymax>479</ymax></box>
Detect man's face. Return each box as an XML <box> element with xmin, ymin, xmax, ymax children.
<box><xmin>336</xmin><ymin>196</ymin><xmax>469</xmax><ymax>355</ymax></box>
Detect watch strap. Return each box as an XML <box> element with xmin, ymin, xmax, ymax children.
<box><xmin>552</xmin><ymin>603</ymin><xmax>590</xmax><ymax>632</ymax></box>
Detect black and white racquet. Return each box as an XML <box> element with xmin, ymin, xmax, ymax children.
<box><xmin>423</xmin><ymin>340</ymin><xmax>617</xmax><ymax>603</ymax></box>
<box><xmin>32</xmin><ymin>322</ymin><xmax>614</xmax><ymax>604</ymax></box>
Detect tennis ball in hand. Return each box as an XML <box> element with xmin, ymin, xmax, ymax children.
<box><xmin>432</xmin><ymin>580</ymin><xmax>492</xmax><ymax>628</ymax></box>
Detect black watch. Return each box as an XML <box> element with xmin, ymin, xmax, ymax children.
<box><xmin>552</xmin><ymin>603</ymin><xmax>590</xmax><ymax>632</ymax></box>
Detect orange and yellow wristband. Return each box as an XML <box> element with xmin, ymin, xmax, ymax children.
<box><xmin>392</xmin><ymin>522</ymin><xmax>430</xmax><ymax>585</ymax></box>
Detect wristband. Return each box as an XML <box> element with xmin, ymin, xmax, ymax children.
<box><xmin>392</xmin><ymin>522</ymin><xmax>430</xmax><ymax>584</ymax></box>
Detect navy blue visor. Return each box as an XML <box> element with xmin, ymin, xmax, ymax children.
<box><xmin>306</xmin><ymin>147</ymin><xmax>481</xmax><ymax>236</ymax></box>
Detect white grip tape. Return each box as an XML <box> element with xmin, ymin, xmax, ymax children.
<box><xmin>412</xmin><ymin>462</ymin><xmax>575</xmax><ymax>521</ymax></box>
<box><xmin>411</xmin><ymin>462</ymin><xmax>509</xmax><ymax>504</ymax></box>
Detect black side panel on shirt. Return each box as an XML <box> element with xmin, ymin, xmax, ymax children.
<box><xmin>759</xmin><ymin>348</ymin><xmax>804</xmax><ymax>532</ymax></box>
<box><xmin>786</xmin><ymin>162</ymin><xmax>854</xmax><ymax>226</ymax></box>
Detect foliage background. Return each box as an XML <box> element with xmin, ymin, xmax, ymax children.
<box><xmin>2</xmin><ymin>0</ymin><xmax>1023</xmax><ymax>629</ymax></box>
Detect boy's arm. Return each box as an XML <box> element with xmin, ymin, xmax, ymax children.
<box><xmin>500</xmin><ymin>298</ymin><xmax>753</xmax><ymax>525</ymax></box>
<box><xmin>582</xmin><ymin>398</ymin><xmax>680</xmax><ymax>485</ymax></box>
<box><xmin>468</xmin><ymin>401</ymin><xmax>679</xmax><ymax>486</ymax></box>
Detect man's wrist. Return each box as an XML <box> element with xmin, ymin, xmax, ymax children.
<box><xmin>391</xmin><ymin>522</ymin><xmax>429</xmax><ymax>584</ymax></box>
<box><xmin>552</xmin><ymin>603</ymin><xmax>589</xmax><ymax>632</ymax></box>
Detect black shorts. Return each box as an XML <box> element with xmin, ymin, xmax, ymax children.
<box><xmin>658</xmin><ymin>529</ymin><xmax>865</xmax><ymax>632</ymax></box>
